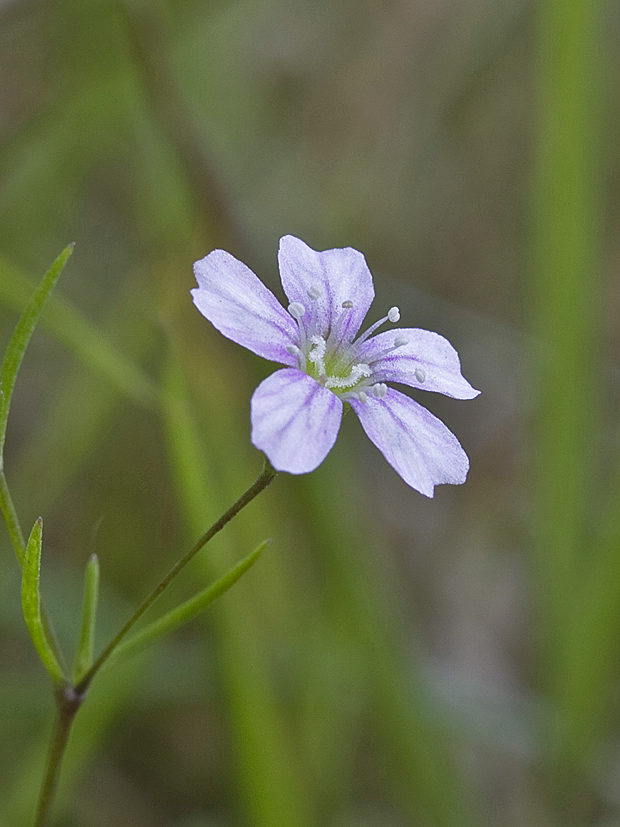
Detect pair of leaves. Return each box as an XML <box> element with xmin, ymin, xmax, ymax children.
<box><xmin>19</xmin><ymin>521</ymin><xmax>99</xmax><ymax>686</ymax></box>
<box><xmin>21</xmin><ymin>512</ymin><xmax>268</xmax><ymax>686</ymax></box>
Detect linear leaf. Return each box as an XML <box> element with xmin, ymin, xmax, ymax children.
<box><xmin>21</xmin><ymin>518</ymin><xmax>65</xmax><ymax>685</ymax></box>
<box><xmin>72</xmin><ymin>554</ymin><xmax>100</xmax><ymax>683</ymax></box>
<box><xmin>106</xmin><ymin>539</ymin><xmax>270</xmax><ymax>668</ymax></box>
<box><xmin>0</xmin><ymin>244</ymin><xmax>74</xmax><ymax>463</ymax></box>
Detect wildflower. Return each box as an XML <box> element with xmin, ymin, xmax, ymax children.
<box><xmin>192</xmin><ymin>236</ymin><xmax>479</xmax><ymax>496</ymax></box>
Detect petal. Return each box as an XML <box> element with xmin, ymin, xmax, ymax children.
<box><xmin>357</xmin><ymin>328</ymin><xmax>480</xmax><ymax>399</ymax></box>
<box><xmin>251</xmin><ymin>369</ymin><xmax>343</xmax><ymax>474</ymax></box>
<box><xmin>349</xmin><ymin>388</ymin><xmax>470</xmax><ymax>496</ymax></box>
<box><xmin>278</xmin><ymin>235</ymin><xmax>374</xmax><ymax>342</ymax></box>
<box><xmin>192</xmin><ymin>250</ymin><xmax>298</xmax><ymax>366</ymax></box>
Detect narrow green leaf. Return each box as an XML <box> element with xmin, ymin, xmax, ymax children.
<box><xmin>0</xmin><ymin>244</ymin><xmax>74</xmax><ymax>463</ymax></box>
<box><xmin>107</xmin><ymin>539</ymin><xmax>270</xmax><ymax>668</ymax></box>
<box><xmin>72</xmin><ymin>554</ymin><xmax>100</xmax><ymax>684</ymax></box>
<box><xmin>21</xmin><ymin>518</ymin><xmax>65</xmax><ymax>685</ymax></box>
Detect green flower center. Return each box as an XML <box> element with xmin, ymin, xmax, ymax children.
<box><xmin>306</xmin><ymin>335</ymin><xmax>371</xmax><ymax>393</ymax></box>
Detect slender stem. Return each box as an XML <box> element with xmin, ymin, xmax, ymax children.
<box><xmin>33</xmin><ymin>458</ymin><xmax>277</xmax><ymax>825</ymax></box>
<box><xmin>0</xmin><ymin>466</ymin><xmax>26</xmax><ymax>564</ymax></box>
<box><xmin>76</xmin><ymin>458</ymin><xmax>278</xmax><ymax>694</ymax></box>
<box><xmin>34</xmin><ymin>686</ymin><xmax>83</xmax><ymax>827</ymax></box>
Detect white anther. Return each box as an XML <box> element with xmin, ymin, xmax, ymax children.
<box><xmin>388</xmin><ymin>306</ymin><xmax>400</xmax><ymax>323</ymax></box>
<box><xmin>415</xmin><ymin>367</ymin><xmax>426</xmax><ymax>383</ymax></box>
<box><xmin>285</xmin><ymin>345</ymin><xmax>298</xmax><ymax>355</ymax></box>
<box><xmin>288</xmin><ymin>302</ymin><xmax>306</xmax><ymax>319</ymax></box>
<box><xmin>372</xmin><ymin>383</ymin><xmax>387</xmax><ymax>399</ymax></box>
<box><xmin>342</xmin><ymin>300</ymin><xmax>353</xmax><ymax>309</ymax></box>
<box><xmin>394</xmin><ymin>335</ymin><xmax>409</xmax><ymax>348</ymax></box>
<box><xmin>358</xmin><ymin>391</ymin><xmax>368</xmax><ymax>403</ymax></box>
<box><xmin>307</xmin><ymin>285</ymin><xmax>322</xmax><ymax>300</ymax></box>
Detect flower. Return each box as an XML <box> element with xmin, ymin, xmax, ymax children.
<box><xmin>192</xmin><ymin>235</ymin><xmax>479</xmax><ymax>496</ymax></box>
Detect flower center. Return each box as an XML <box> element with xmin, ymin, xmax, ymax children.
<box><xmin>307</xmin><ymin>334</ymin><xmax>372</xmax><ymax>390</ymax></box>
<box><xmin>286</xmin><ymin>287</ymin><xmax>408</xmax><ymax>402</ymax></box>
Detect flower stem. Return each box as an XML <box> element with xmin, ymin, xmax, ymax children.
<box><xmin>34</xmin><ymin>685</ymin><xmax>83</xmax><ymax>827</ymax></box>
<box><xmin>75</xmin><ymin>457</ymin><xmax>278</xmax><ymax>694</ymax></box>
<box><xmin>33</xmin><ymin>458</ymin><xmax>277</xmax><ymax>825</ymax></box>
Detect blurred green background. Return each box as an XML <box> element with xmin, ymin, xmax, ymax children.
<box><xmin>0</xmin><ymin>0</ymin><xmax>617</xmax><ymax>824</ymax></box>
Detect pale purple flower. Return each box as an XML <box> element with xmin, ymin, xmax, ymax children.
<box><xmin>192</xmin><ymin>235</ymin><xmax>479</xmax><ymax>496</ymax></box>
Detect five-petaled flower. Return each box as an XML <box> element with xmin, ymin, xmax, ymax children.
<box><xmin>192</xmin><ymin>236</ymin><xmax>479</xmax><ymax>496</ymax></box>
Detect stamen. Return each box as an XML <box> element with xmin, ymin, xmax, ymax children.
<box><xmin>372</xmin><ymin>383</ymin><xmax>387</xmax><ymax>399</ymax></box>
<box><xmin>340</xmin><ymin>388</ymin><xmax>368</xmax><ymax>403</ymax></box>
<box><xmin>368</xmin><ymin>336</ymin><xmax>409</xmax><ymax>363</ymax></box>
<box><xmin>355</xmin><ymin>306</ymin><xmax>401</xmax><ymax>346</ymax></box>
<box><xmin>325</xmin><ymin>300</ymin><xmax>354</xmax><ymax>352</ymax></box>
<box><xmin>305</xmin><ymin>286</ymin><xmax>322</xmax><ymax>334</ymax></box>
<box><xmin>288</xmin><ymin>302</ymin><xmax>305</xmax><ymax>319</ymax></box>
<box><xmin>288</xmin><ymin>302</ymin><xmax>308</xmax><ymax>349</ymax></box>
<box><xmin>415</xmin><ymin>367</ymin><xmax>426</xmax><ymax>383</ymax></box>
<box><xmin>285</xmin><ymin>344</ymin><xmax>306</xmax><ymax>371</ymax></box>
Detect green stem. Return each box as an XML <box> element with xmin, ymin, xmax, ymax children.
<box><xmin>0</xmin><ymin>467</ymin><xmax>26</xmax><ymax>563</ymax></box>
<box><xmin>34</xmin><ymin>686</ymin><xmax>83</xmax><ymax>827</ymax></box>
<box><xmin>32</xmin><ymin>458</ymin><xmax>276</xmax><ymax>825</ymax></box>
<box><xmin>75</xmin><ymin>457</ymin><xmax>277</xmax><ymax>694</ymax></box>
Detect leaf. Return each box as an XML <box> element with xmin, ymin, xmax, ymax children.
<box><xmin>21</xmin><ymin>518</ymin><xmax>65</xmax><ymax>685</ymax></box>
<box><xmin>0</xmin><ymin>244</ymin><xmax>74</xmax><ymax>464</ymax></box>
<box><xmin>106</xmin><ymin>539</ymin><xmax>270</xmax><ymax>668</ymax></box>
<box><xmin>72</xmin><ymin>554</ymin><xmax>100</xmax><ymax>684</ymax></box>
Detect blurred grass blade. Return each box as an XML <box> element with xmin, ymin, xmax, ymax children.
<box><xmin>304</xmin><ymin>464</ymin><xmax>477</xmax><ymax>827</ymax></box>
<box><xmin>0</xmin><ymin>254</ymin><xmax>158</xmax><ymax>408</ymax></box>
<box><xmin>72</xmin><ymin>554</ymin><xmax>100</xmax><ymax>683</ymax></box>
<box><xmin>532</xmin><ymin>0</ymin><xmax>603</xmax><ymax>648</ymax></box>
<box><xmin>107</xmin><ymin>540</ymin><xmax>270</xmax><ymax>669</ymax></box>
<box><xmin>163</xmin><ymin>354</ymin><xmax>313</xmax><ymax>827</ymax></box>
<box><xmin>21</xmin><ymin>518</ymin><xmax>65</xmax><ymax>685</ymax></box>
<box><xmin>0</xmin><ymin>244</ymin><xmax>74</xmax><ymax>463</ymax></box>
<box><xmin>532</xmin><ymin>0</ymin><xmax>605</xmax><ymax>782</ymax></box>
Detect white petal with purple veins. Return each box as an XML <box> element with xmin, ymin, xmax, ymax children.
<box><xmin>251</xmin><ymin>369</ymin><xmax>343</xmax><ymax>474</ymax></box>
<box><xmin>349</xmin><ymin>388</ymin><xmax>470</xmax><ymax>496</ymax></box>
<box><xmin>358</xmin><ymin>328</ymin><xmax>480</xmax><ymax>399</ymax></box>
<box><xmin>192</xmin><ymin>250</ymin><xmax>298</xmax><ymax>366</ymax></box>
<box><xmin>278</xmin><ymin>235</ymin><xmax>374</xmax><ymax>342</ymax></box>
